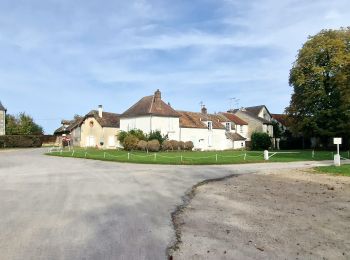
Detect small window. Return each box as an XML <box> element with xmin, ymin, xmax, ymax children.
<box><xmin>241</xmin><ymin>142</ymin><xmax>244</xmax><ymax>147</ymax></box>
<box><xmin>208</xmin><ymin>121</ymin><xmax>212</xmax><ymax>130</ymax></box>
<box><xmin>225</xmin><ymin>122</ymin><xmax>231</xmax><ymax>131</ymax></box>
<box><xmin>240</xmin><ymin>125</ymin><xmax>243</xmax><ymax>133</ymax></box>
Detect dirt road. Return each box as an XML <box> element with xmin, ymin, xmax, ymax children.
<box><xmin>170</xmin><ymin>169</ymin><xmax>350</xmax><ymax>260</ymax></box>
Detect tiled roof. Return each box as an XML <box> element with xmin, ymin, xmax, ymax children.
<box><xmin>221</xmin><ymin>112</ymin><xmax>248</xmax><ymax>125</ymax></box>
<box><xmin>54</xmin><ymin>117</ymin><xmax>83</xmax><ymax>134</ymax></box>
<box><xmin>177</xmin><ymin>111</ymin><xmax>226</xmax><ymax>129</ymax></box>
<box><xmin>233</xmin><ymin>109</ymin><xmax>272</xmax><ymax>124</ymax></box>
<box><xmin>272</xmin><ymin>114</ymin><xmax>288</xmax><ymax>126</ymax></box>
<box><xmin>244</xmin><ymin>105</ymin><xmax>265</xmax><ymax>116</ymax></box>
<box><xmin>121</xmin><ymin>90</ymin><xmax>180</xmax><ymax>118</ymax></box>
<box><xmin>85</xmin><ymin>110</ymin><xmax>120</xmax><ymax>128</ymax></box>
<box><xmin>226</xmin><ymin>132</ymin><xmax>246</xmax><ymax>141</ymax></box>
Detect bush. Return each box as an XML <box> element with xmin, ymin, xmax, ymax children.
<box><xmin>147</xmin><ymin>131</ymin><xmax>167</xmax><ymax>144</ymax></box>
<box><xmin>147</xmin><ymin>139</ymin><xmax>160</xmax><ymax>152</ymax></box>
<box><xmin>137</xmin><ymin>140</ymin><xmax>148</xmax><ymax>151</ymax></box>
<box><xmin>161</xmin><ymin>140</ymin><xmax>172</xmax><ymax>151</ymax></box>
<box><xmin>178</xmin><ymin>141</ymin><xmax>185</xmax><ymax>150</ymax></box>
<box><xmin>129</xmin><ymin>129</ymin><xmax>147</xmax><ymax>141</ymax></box>
<box><xmin>251</xmin><ymin>132</ymin><xmax>272</xmax><ymax>150</ymax></box>
<box><xmin>123</xmin><ymin>135</ymin><xmax>139</xmax><ymax>151</ymax></box>
<box><xmin>170</xmin><ymin>140</ymin><xmax>179</xmax><ymax>150</ymax></box>
<box><xmin>0</xmin><ymin>135</ymin><xmax>42</xmax><ymax>148</ymax></box>
<box><xmin>184</xmin><ymin>141</ymin><xmax>194</xmax><ymax>151</ymax></box>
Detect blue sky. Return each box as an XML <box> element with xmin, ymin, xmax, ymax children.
<box><xmin>0</xmin><ymin>0</ymin><xmax>349</xmax><ymax>134</ymax></box>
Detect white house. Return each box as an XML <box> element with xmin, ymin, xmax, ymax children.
<box><xmin>120</xmin><ymin>90</ymin><xmax>248</xmax><ymax>150</ymax></box>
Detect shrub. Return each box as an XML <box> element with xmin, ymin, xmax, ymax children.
<box><xmin>184</xmin><ymin>141</ymin><xmax>194</xmax><ymax>151</ymax></box>
<box><xmin>161</xmin><ymin>140</ymin><xmax>172</xmax><ymax>151</ymax></box>
<box><xmin>123</xmin><ymin>135</ymin><xmax>139</xmax><ymax>151</ymax></box>
<box><xmin>251</xmin><ymin>132</ymin><xmax>272</xmax><ymax>150</ymax></box>
<box><xmin>147</xmin><ymin>131</ymin><xmax>167</xmax><ymax>144</ymax></box>
<box><xmin>147</xmin><ymin>139</ymin><xmax>160</xmax><ymax>152</ymax></box>
<box><xmin>129</xmin><ymin>129</ymin><xmax>147</xmax><ymax>141</ymax></box>
<box><xmin>178</xmin><ymin>141</ymin><xmax>185</xmax><ymax>150</ymax></box>
<box><xmin>170</xmin><ymin>140</ymin><xmax>179</xmax><ymax>150</ymax></box>
<box><xmin>137</xmin><ymin>140</ymin><xmax>148</xmax><ymax>151</ymax></box>
<box><xmin>0</xmin><ymin>135</ymin><xmax>42</xmax><ymax>148</ymax></box>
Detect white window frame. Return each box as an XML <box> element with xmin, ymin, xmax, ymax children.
<box><xmin>225</xmin><ymin>122</ymin><xmax>231</xmax><ymax>132</ymax></box>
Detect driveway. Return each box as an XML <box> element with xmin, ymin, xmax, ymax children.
<box><xmin>0</xmin><ymin>149</ymin><xmax>332</xmax><ymax>260</ymax></box>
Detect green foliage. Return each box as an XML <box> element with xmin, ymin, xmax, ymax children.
<box><xmin>129</xmin><ymin>129</ymin><xmax>147</xmax><ymax>141</ymax></box>
<box><xmin>251</xmin><ymin>132</ymin><xmax>272</xmax><ymax>150</ymax></box>
<box><xmin>123</xmin><ymin>135</ymin><xmax>139</xmax><ymax>151</ymax></box>
<box><xmin>0</xmin><ymin>135</ymin><xmax>42</xmax><ymax>148</ymax></box>
<box><xmin>147</xmin><ymin>130</ymin><xmax>167</xmax><ymax>144</ymax></box>
<box><xmin>5</xmin><ymin>113</ymin><xmax>43</xmax><ymax>135</ymax></box>
<box><xmin>286</xmin><ymin>28</ymin><xmax>350</xmax><ymax>144</ymax></box>
<box><xmin>272</xmin><ymin>121</ymin><xmax>282</xmax><ymax>138</ymax></box>
<box><xmin>117</xmin><ymin>131</ymin><xmax>128</xmax><ymax>144</ymax></box>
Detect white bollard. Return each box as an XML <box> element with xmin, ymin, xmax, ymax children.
<box><xmin>334</xmin><ymin>154</ymin><xmax>341</xmax><ymax>166</ymax></box>
<box><xmin>154</xmin><ymin>153</ymin><xmax>157</xmax><ymax>161</ymax></box>
<box><xmin>128</xmin><ymin>153</ymin><xmax>130</xmax><ymax>160</ymax></box>
<box><xmin>264</xmin><ymin>150</ymin><xmax>269</xmax><ymax>160</ymax></box>
<box><xmin>215</xmin><ymin>154</ymin><xmax>218</xmax><ymax>162</ymax></box>
<box><xmin>244</xmin><ymin>153</ymin><xmax>247</xmax><ymax>161</ymax></box>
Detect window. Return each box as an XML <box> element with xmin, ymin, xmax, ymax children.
<box><xmin>207</xmin><ymin>121</ymin><xmax>212</xmax><ymax>130</ymax></box>
<box><xmin>241</xmin><ymin>142</ymin><xmax>244</xmax><ymax>147</ymax></box>
<box><xmin>240</xmin><ymin>125</ymin><xmax>243</xmax><ymax>133</ymax></box>
<box><xmin>225</xmin><ymin>122</ymin><xmax>231</xmax><ymax>132</ymax></box>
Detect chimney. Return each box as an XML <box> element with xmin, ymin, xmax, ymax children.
<box><xmin>201</xmin><ymin>105</ymin><xmax>207</xmax><ymax>115</ymax></box>
<box><xmin>154</xmin><ymin>89</ymin><xmax>161</xmax><ymax>102</ymax></box>
<box><xmin>98</xmin><ymin>105</ymin><xmax>103</xmax><ymax>118</ymax></box>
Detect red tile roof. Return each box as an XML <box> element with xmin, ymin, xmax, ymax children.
<box><xmin>121</xmin><ymin>90</ymin><xmax>180</xmax><ymax>118</ymax></box>
<box><xmin>177</xmin><ymin>111</ymin><xmax>226</xmax><ymax>129</ymax></box>
<box><xmin>221</xmin><ymin>112</ymin><xmax>248</xmax><ymax>125</ymax></box>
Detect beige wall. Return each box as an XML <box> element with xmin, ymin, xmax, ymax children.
<box><xmin>0</xmin><ymin>111</ymin><xmax>5</xmax><ymax>136</ymax></box>
<box><xmin>80</xmin><ymin>117</ymin><xmax>120</xmax><ymax>149</ymax></box>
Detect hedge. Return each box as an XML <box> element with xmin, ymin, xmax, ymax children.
<box><xmin>0</xmin><ymin>135</ymin><xmax>42</xmax><ymax>148</ymax></box>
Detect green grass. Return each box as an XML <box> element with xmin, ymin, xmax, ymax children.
<box><xmin>46</xmin><ymin>148</ymin><xmax>347</xmax><ymax>165</ymax></box>
<box><xmin>315</xmin><ymin>164</ymin><xmax>350</xmax><ymax>176</ymax></box>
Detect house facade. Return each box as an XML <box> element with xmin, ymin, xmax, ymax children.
<box><xmin>120</xmin><ymin>90</ymin><xmax>248</xmax><ymax>150</ymax></box>
<box><xmin>0</xmin><ymin>101</ymin><xmax>6</xmax><ymax>136</ymax></box>
<box><xmin>230</xmin><ymin>105</ymin><xmax>274</xmax><ymax>140</ymax></box>
<box><xmin>54</xmin><ymin>105</ymin><xmax>121</xmax><ymax>149</ymax></box>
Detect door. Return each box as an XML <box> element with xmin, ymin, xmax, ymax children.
<box><xmin>108</xmin><ymin>136</ymin><xmax>116</xmax><ymax>147</ymax></box>
<box><xmin>86</xmin><ymin>136</ymin><xmax>95</xmax><ymax>147</ymax></box>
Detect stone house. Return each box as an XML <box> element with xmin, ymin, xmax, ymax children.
<box><xmin>0</xmin><ymin>101</ymin><xmax>6</xmax><ymax>136</ymax></box>
<box><xmin>54</xmin><ymin>105</ymin><xmax>121</xmax><ymax>149</ymax></box>
<box><xmin>230</xmin><ymin>105</ymin><xmax>274</xmax><ymax>141</ymax></box>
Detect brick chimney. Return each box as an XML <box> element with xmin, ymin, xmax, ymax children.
<box><xmin>98</xmin><ymin>105</ymin><xmax>103</xmax><ymax>118</ymax></box>
<box><xmin>154</xmin><ymin>89</ymin><xmax>161</xmax><ymax>102</ymax></box>
<box><xmin>201</xmin><ymin>105</ymin><xmax>207</xmax><ymax>115</ymax></box>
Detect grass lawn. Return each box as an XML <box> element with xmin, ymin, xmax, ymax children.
<box><xmin>46</xmin><ymin>148</ymin><xmax>347</xmax><ymax>165</ymax></box>
<box><xmin>315</xmin><ymin>164</ymin><xmax>350</xmax><ymax>176</ymax></box>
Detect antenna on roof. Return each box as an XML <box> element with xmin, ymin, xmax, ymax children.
<box><xmin>199</xmin><ymin>101</ymin><xmax>204</xmax><ymax>109</ymax></box>
<box><xmin>229</xmin><ymin>98</ymin><xmax>240</xmax><ymax>111</ymax></box>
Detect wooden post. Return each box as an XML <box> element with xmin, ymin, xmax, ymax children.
<box><xmin>181</xmin><ymin>155</ymin><xmax>183</xmax><ymax>162</ymax></box>
<box><xmin>312</xmin><ymin>150</ymin><xmax>315</xmax><ymax>159</ymax></box>
<box><xmin>215</xmin><ymin>154</ymin><xmax>218</xmax><ymax>162</ymax></box>
<box><xmin>244</xmin><ymin>153</ymin><xmax>246</xmax><ymax>161</ymax></box>
<box><xmin>128</xmin><ymin>153</ymin><xmax>130</xmax><ymax>160</ymax></box>
<box><xmin>85</xmin><ymin>152</ymin><xmax>87</xmax><ymax>158</ymax></box>
<box><xmin>154</xmin><ymin>153</ymin><xmax>157</xmax><ymax>161</ymax></box>
<box><xmin>72</xmin><ymin>151</ymin><xmax>74</xmax><ymax>157</ymax></box>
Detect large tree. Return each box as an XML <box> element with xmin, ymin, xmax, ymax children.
<box><xmin>286</xmin><ymin>28</ymin><xmax>350</xmax><ymax>145</ymax></box>
<box><xmin>5</xmin><ymin>112</ymin><xmax>43</xmax><ymax>135</ymax></box>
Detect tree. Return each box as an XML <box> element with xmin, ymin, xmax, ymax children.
<box><xmin>286</xmin><ymin>28</ymin><xmax>350</xmax><ymax>146</ymax></box>
<box><xmin>272</xmin><ymin>121</ymin><xmax>282</xmax><ymax>138</ymax></box>
<box><xmin>251</xmin><ymin>132</ymin><xmax>272</xmax><ymax>150</ymax></box>
<box><xmin>5</xmin><ymin>113</ymin><xmax>43</xmax><ymax>135</ymax></box>
<box><xmin>147</xmin><ymin>130</ymin><xmax>168</xmax><ymax>144</ymax></box>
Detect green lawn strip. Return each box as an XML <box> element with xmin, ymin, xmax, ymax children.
<box><xmin>314</xmin><ymin>164</ymin><xmax>350</xmax><ymax>177</ymax></box>
<box><xmin>45</xmin><ymin>148</ymin><xmax>347</xmax><ymax>165</ymax></box>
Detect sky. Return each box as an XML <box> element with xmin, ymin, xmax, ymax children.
<box><xmin>0</xmin><ymin>0</ymin><xmax>349</xmax><ymax>134</ymax></box>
